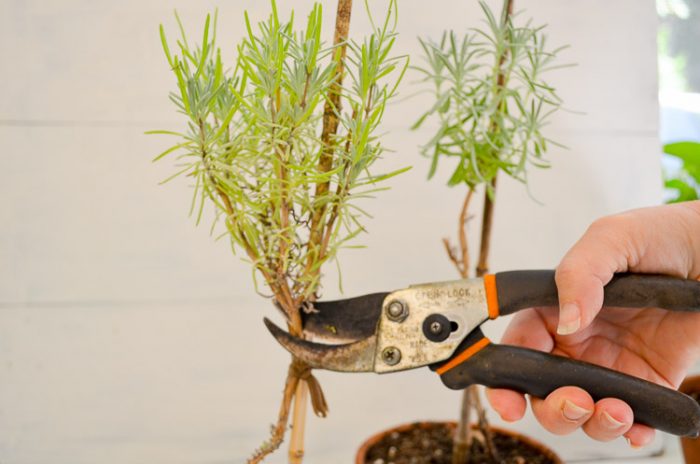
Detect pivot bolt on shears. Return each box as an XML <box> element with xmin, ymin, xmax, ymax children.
<box><xmin>264</xmin><ymin>270</ymin><xmax>700</xmax><ymax>437</ymax></box>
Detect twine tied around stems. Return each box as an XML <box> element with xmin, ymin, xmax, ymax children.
<box><xmin>290</xmin><ymin>358</ymin><xmax>329</xmax><ymax>418</ymax></box>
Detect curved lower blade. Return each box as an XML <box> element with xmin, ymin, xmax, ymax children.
<box><xmin>264</xmin><ymin>318</ymin><xmax>376</xmax><ymax>372</ymax></box>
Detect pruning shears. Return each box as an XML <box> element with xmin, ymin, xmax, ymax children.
<box><xmin>264</xmin><ymin>270</ymin><xmax>700</xmax><ymax>437</ymax></box>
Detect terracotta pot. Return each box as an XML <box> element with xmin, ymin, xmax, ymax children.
<box><xmin>355</xmin><ymin>421</ymin><xmax>562</xmax><ymax>464</ymax></box>
<box><xmin>680</xmin><ymin>376</ymin><xmax>700</xmax><ymax>464</ymax></box>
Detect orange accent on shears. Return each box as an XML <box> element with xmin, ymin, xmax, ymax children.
<box><xmin>484</xmin><ymin>274</ymin><xmax>500</xmax><ymax>319</ymax></box>
<box><xmin>435</xmin><ymin>338</ymin><xmax>491</xmax><ymax>375</ymax></box>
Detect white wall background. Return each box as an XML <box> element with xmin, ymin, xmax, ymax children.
<box><xmin>0</xmin><ymin>0</ymin><xmax>671</xmax><ymax>463</ymax></box>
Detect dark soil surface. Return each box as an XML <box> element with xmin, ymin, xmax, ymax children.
<box><xmin>364</xmin><ymin>423</ymin><xmax>556</xmax><ymax>464</ymax></box>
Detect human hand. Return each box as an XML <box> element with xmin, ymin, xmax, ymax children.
<box><xmin>487</xmin><ymin>201</ymin><xmax>700</xmax><ymax>447</ymax></box>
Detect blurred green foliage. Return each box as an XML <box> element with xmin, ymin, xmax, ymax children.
<box><xmin>664</xmin><ymin>141</ymin><xmax>700</xmax><ymax>202</ymax></box>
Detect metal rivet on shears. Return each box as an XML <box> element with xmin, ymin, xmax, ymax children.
<box><xmin>386</xmin><ymin>300</ymin><xmax>408</xmax><ymax>322</ymax></box>
<box><xmin>430</xmin><ymin>321</ymin><xmax>443</xmax><ymax>334</ymax></box>
<box><xmin>422</xmin><ymin>313</ymin><xmax>451</xmax><ymax>343</ymax></box>
<box><xmin>381</xmin><ymin>346</ymin><xmax>402</xmax><ymax>366</ymax></box>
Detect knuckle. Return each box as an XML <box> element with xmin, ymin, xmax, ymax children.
<box><xmin>588</xmin><ymin>214</ymin><xmax>628</xmax><ymax>234</ymax></box>
<box><xmin>587</xmin><ymin>214</ymin><xmax>635</xmax><ymax>250</ymax></box>
<box><xmin>554</xmin><ymin>265</ymin><xmax>578</xmax><ymax>286</ymax></box>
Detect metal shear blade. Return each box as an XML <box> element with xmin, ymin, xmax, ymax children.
<box><xmin>265</xmin><ymin>278</ymin><xmax>491</xmax><ymax>374</ymax></box>
<box><xmin>263</xmin><ymin>318</ymin><xmax>377</xmax><ymax>372</ymax></box>
<box><xmin>299</xmin><ymin>293</ymin><xmax>388</xmax><ymax>343</ymax></box>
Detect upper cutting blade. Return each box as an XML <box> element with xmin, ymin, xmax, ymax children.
<box><xmin>301</xmin><ymin>292</ymin><xmax>388</xmax><ymax>343</ymax></box>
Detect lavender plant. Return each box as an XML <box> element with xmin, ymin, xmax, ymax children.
<box><xmin>414</xmin><ymin>1</ymin><xmax>567</xmax><ymax>462</ymax></box>
<box><xmin>150</xmin><ymin>1</ymin><xmax>407</xmax><ymax>462</ymax></box>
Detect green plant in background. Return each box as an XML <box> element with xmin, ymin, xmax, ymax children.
<box><xmin>150</xmin><ymin>1</ymin><xmax>407</xmax><ymax>462</ymax></box>
<box><xmin>414</xmin><ymin>0</ymin><xmax>567</xmax><ymax>462</ymax></box>
<box><xmin>664</xmin><ymin>141</ymin><xmax>700</xmax><ymax>202</ymax></box>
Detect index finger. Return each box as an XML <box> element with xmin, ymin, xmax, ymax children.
<box><xmin>555</xmin><ymin>215</ymin><xmax>635</xmax><ymax>335</ymax></box>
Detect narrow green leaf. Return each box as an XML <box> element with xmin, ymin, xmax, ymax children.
<box><xmin>195</xmin><ymin>14</ymin><xmax>211</xmax><ymax>78</ymax></box>
<box><xmin>152</xmin><ymin>142</ymin><xmax>191</xmax><ymax>162</ymax></box>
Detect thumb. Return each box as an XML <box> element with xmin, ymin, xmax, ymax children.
<box><xmin>555</xmin><ymin>217</ymin><xmax>635</xmax><ymax>335</ymax></box>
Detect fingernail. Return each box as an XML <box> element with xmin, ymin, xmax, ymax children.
<box><xmin>557</xmin><ymin>303</ymin><xmax>580</xmax><ymax>335</ymax></box>
<box><xmin>562</xmin><ymin>400</ymin><xmax>591</xmax><ymax>422</ymax></box>
<box><xmin>601</xmin><ymin>411</ymin><xmax>626</xmax><ymax>430</ymax></box>
<box><xmin>626</xmin><ymin>437</ymin><xmax>644</xmax><ymax>449</ymax></box>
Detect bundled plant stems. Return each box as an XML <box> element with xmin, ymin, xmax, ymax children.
<box><xmin>445</xmin><ymin>183</ymin><xmax>501</xmax><ymax>464</ymax></box>
<box><xmin>452</xmin><ymin>2</ymin><xmax>512</xmax><ymax>462</ymax></box>
<box><xmin>414</xmin><ymin>0</ymin><xmax>566</xmax><ymax>462</ymax></box>
<box><xmin>153</xmin><ymin>1</ymin><xmax>406</xmax><ymax>462</ymax></box>
<box><xmin>287</xmin><ymin>1</ymin><xmax>353</xmax><ymax>462</ymax></box>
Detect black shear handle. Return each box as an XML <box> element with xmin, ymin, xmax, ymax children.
<box><xmin>494</xmin><ymin>270</ymin><xmax>700</xmax><ymax>315</ymax></box>
<box><xmin>439</xmin><ymin>335</ymin><xmax>700</xmax><ymax>437</ymax></box>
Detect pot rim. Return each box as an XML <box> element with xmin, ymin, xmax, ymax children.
<box><xmin>355</xmin><ymin>420</ymin><xmax>563</xmax><ymax>464</ymax></box>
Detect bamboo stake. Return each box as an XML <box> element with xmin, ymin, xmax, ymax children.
<box><xmin>288</xmin><ymin>380</ymin><xmax>309</xmax><ymax>464</ymax></box>
<box><xmin>306</xmin><ymin>0</ymin><xmax>353</xmax><ymax>276</ymax></box>
<box><xmin>476</xmin><ymin>177</ymin><xmax>497</xmax><ymax>279</ymax></box>
<box><xmin>288</xmin><ymin>2</ymin><xmax>353</xmax><ymax>462</ymax></box>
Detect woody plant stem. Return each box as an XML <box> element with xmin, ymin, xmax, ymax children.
<box><xmin>248</xmin><ymin>1</ymin><xmax>354</xmax><ymax>463</ymax></box>
<box><xmin>444</xmin><ymin>184</ymin><xmax>500</xmax><ymax>464</ymax></box>
<box><xmin>447</xmin><ymin>0</ymin><xmax>513</xmax><ymax>462</ymax></box>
